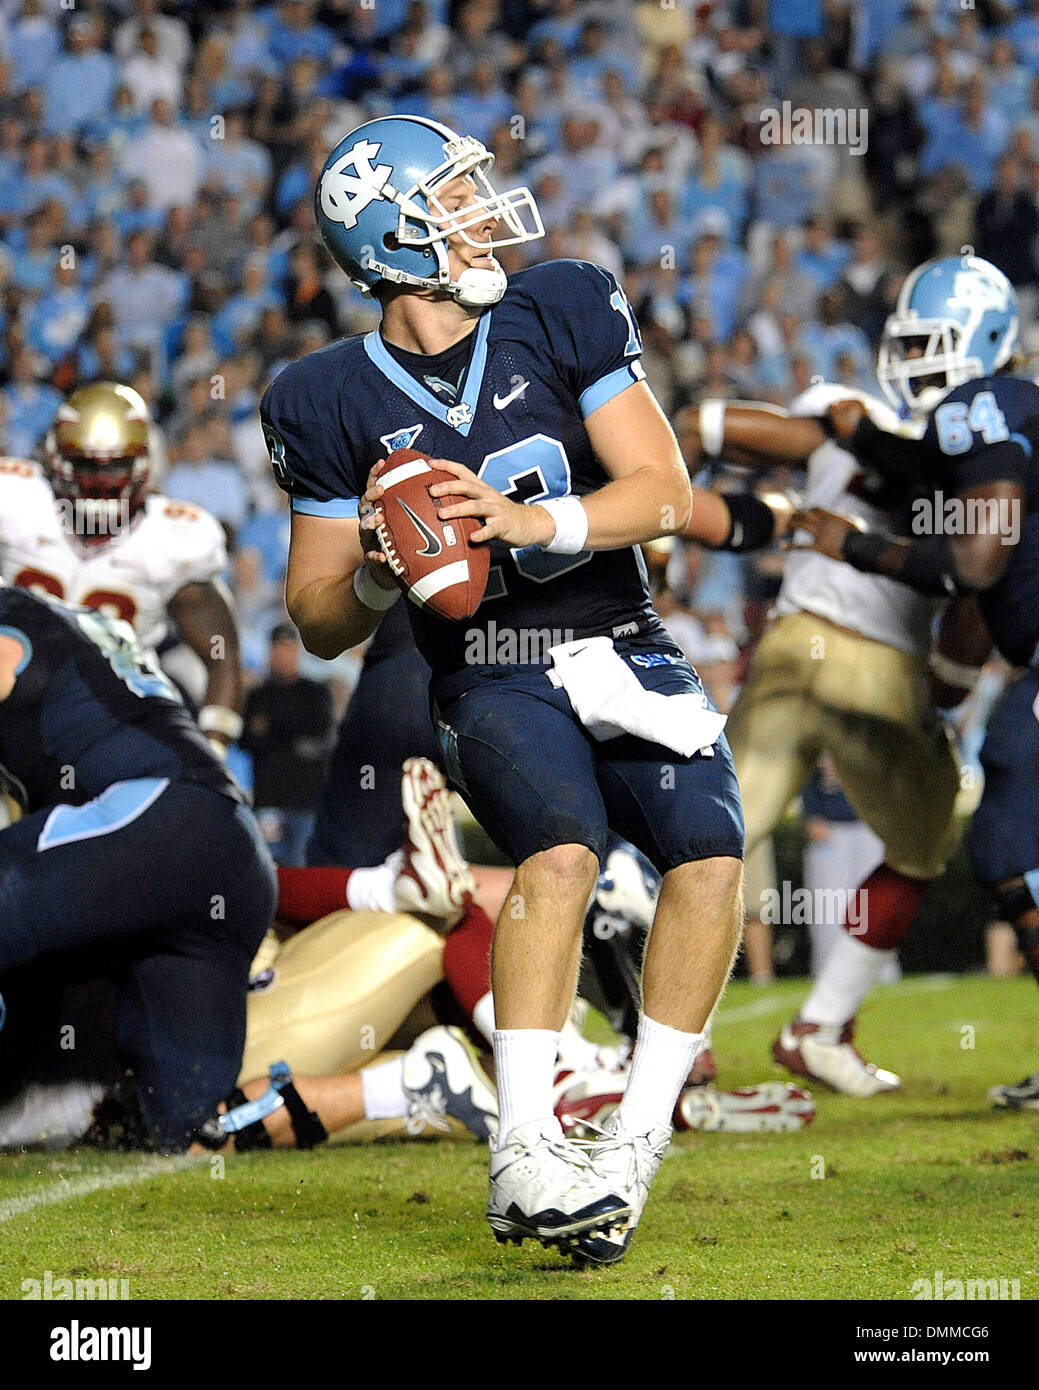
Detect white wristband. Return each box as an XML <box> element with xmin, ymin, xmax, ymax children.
<box><xmin>541</xmin><ymin>496</ymin><xmax>589</xmax><ymax>555</ymax></box>
<box><xmin>199</xmin><ymin>705</ymin><xmax>244</xmax><ymax>741</ymax></box>
<box><xmin>353</xmin><ymin>563</ymin><xmax>401</xmax><ymax>611</ymax></box>
<box><xmin>699</xmin><ymin>398</ymin><xmax>726</xmax><ymax>457</ymax></box>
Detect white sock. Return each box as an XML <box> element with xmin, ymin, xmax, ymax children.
<box><xmin>472</xmin><ymin>991</ymin><xmax>496</xmax><ymax>1045</ymax></box>
<box><xmin>618</xmin><ymin>1014</ymin><xmax>703</xmax><ymax>1133</ymax></box>
<box><xmin>360</xmin><ymin>1056</ymin><xmax>407</xmax><ymax>1120</ymax></box>
<box><xmin>492</xmin><ymin>1028</ymin><xmax>559</xmax><ymax>1148</ymax></box>
<box><xmin>801</xmin><ymin>931</ymin><xmax>896</xmax><ymax>1028</ymax></box>
<box><xmin>346</xmin><ymin>855</ymin><xmax>398</xmax><ymax>914</ymax></box>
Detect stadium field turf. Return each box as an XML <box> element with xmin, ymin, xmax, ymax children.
<box><xmin>1</xmin><ymin>975</ymin><xmax>1036</xmax><ymax>1303</ymax></box>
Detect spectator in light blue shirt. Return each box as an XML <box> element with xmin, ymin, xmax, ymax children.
<box><xmin>0</xmin><ymin>136</ymin><xmax>77</xmax><ymax>230</ymax></box>
<box><xmin>753</xmin><ymin>138</ymin><xmax>828</xmax><ymax>229</ymax></box>
<box><xmin>1</xmin><ymin>349</ymin><xmax>62</xmax><ymax>459</ymax></box>
<box><xmin>165</xmin><ymin>420</ymin><xmax>249</xmax><ymax>538</ymax></box>
<box><xmin>265</xmin><ymin>0</ymin><xmax>337</xmax><ymax>68</ymax></box>
<box><xmin>988</xmin><ymin>38</ymin><xmax>1033</xmax><ymax>125</ymax></box>
<box><xmin>797</xmin><ymin>218</ymin><xmax>851</xmax><ymax>293</ymax></box>
<box><xmin>204</xmin><ymin>110</ymin><xmax>273</xmax><ymax>217</ymax></box>
<box><xmin>7</xmin><ymin>0</ymin><xmax>60</xmax><ymax>93</ymax></box>
<box><xmin>25</xmin><ymin>263</ymin><xmax>91</xmax><ymax>366</ymax></box>
<box><xmin>43</xmin><ymin>14</ymin><xmax>118</xmax><ymax>136</ymax></box>
<box><xmin>10</xmin><ymin>210</ymin><xmax>57</xmax><ymax>295</ymax></box>
<box><xmin>800</xmin><ymin>289</ymin><xmax>873</xmax><ymax>384</ymax></box>
<box><xmin>451</xmin><ymin>63</ymin><xmax>511</xmax><ymax>147</ymax></box>
<box><xmin>1009</xmin><ymin>0</ymin><xmax>1039</xmax><ymax>74</ymax></box>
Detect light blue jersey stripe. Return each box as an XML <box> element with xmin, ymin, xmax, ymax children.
<box><xmin>37</xmin><ymin>778</ymin><xmax>170</xmax><ymax>852</ymax></box>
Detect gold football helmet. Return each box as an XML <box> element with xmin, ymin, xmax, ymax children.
<box><xmin>44</xmin><ymin>382</ymin><xmax>152</xmax><ymax>539</ymax></box>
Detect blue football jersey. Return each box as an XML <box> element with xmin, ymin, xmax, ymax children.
<box><xmin>260</xmin><ymin>259</ymin><xmax>663</xmax><ymax>676</ymax></box>
<box><xmin>921</xmin><ymin>374</ymin><xmax>1039</xmax><ymax>667</ymax></box>
<box><xmin>0</xmin><ymin>587</ymin><xmax>244</xmax><ymax>811</ymax></box>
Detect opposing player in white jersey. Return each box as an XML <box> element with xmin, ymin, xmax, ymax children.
<box><xmin>678</xmin><ymin>385</ymin><xmax>989</xmax><ymax>1096</ymax></box>
<box><xmin>0</xmin><ymin>382</ymin><xmax>243</xmax><ymax>752</ymax></box>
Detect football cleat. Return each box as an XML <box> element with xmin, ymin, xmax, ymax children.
<box><xmin>401</xmin><ymin>1025</ymin><xmax>498</xmax><ymax>1141</ymax></box>
<box><xmin>675</xmin><ymin>1081</ymin><xmax>816</xmax><ymax>1133</ymax></box>
<box><xmin>987</xmin><ymin>1068</ymin><xmax>1039</xmax><ymax>1111</ymax></box>
<box><xmin>487</xmin><ymin>1120</ymin><xmax>631</xmax><ymax>1248</ymax></box>
<box><xmin>772</xmin><ymin>1018</ymin><xmax>902</xmax><ymax>1098</ymax></box>
<box><xmin>687</xmin><ymin>1044</ymin><xmax>717</xmax><ymax>1087</ymax></box>
<box><xmin>581</xmin><ymin>1112</ymin><xmax>670</xmax><ymax>1231</ymax></box>
<box><xmin>553</xmin><ymin>1067</ymin><xmax>626</xmax><ymax>1138</ymax></box>
<box><xmin>394</xmin><ymin>757</ymin><xmax>476</xmax><ymax>925</ymax></box>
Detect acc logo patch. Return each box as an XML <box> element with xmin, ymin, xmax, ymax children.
<box><xmin>380</xmin><ymin>424</ymin><xmax>424</xmax><ymax>453</ymax></box>
<box><xmin>319</xmin><ymin>138</ymin><xmax>393</xmax><ymax>231</ymax></box>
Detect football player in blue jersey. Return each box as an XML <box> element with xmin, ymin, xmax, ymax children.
<box><xmin>260</xmin><ymin>115</ymin><xmax>746</xmax><ymax>1262</ymax></box>
<box><xmin>790</xmin><ymin>254</ymin><xmax>1039</xmax><ymax>1109</ymax></box>
<box><xmin>0</xmin><ymin>585</ymin><xmax>277</xmax><ymax>1152</ymax></box>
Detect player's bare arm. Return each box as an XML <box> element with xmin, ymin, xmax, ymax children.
<box><xmin>168</xmin><ymin>578</ymin><xmax>243</xmax><ymax>750</ymax></box>
<box><xmin>929</xmin><ymin>594</ymin><xmax>994</xmax><ymax>708</ymax></box>
<box><xmin>790</xmin><ymin>479</ymin><xmax>1024</xmax><ymax>594</ymax></box>
<box><xmin>286</xmin><ymin>500</ymin><xmax>392</xmax><ymax>660</ymax></box>
<box><xmin>676</xmin><ymin>400</ymin><xmax>827</xmax><ymax>468</ymax></box>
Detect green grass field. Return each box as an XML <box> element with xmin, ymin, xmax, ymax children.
<box><xmin>1</xmin><ymin>974</ymin><xmax>1037</xmax><ymax>1302</ymax></box>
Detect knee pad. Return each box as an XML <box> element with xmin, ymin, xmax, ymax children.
<box><xmin>194</xmin><ymin>1062</ymin><xmax>328</xmax><ymax>1152</ymax></box>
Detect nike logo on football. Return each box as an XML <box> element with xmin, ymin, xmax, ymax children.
<box><xmin>399</xmin><ymin>500</ymin><xmax>442</xmax><ymax>558</ymax></box>
<box><xmin>493</xmin><ymin>377</ymin><xmax>530</xmax><ymax>410</ymax></box>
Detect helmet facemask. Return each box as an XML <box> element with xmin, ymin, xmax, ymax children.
<box><xmin>358</xmin><ymin>137</ymin><xmax>542</xmax><ymax>307</ymax></box>
<box><xmin>45</xmin><ymin>383</ymin><xmax>152</xmax><ymax>544</ymax></box>
<box><xmin>877</xmin><ymin>319</ymin><xmax>983</xmax><ymax>414</ymax></box>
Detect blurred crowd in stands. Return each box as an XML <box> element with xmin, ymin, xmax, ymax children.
<box><xmin>0</xmin><ymin>0</ymin><xmax>1033</xmax><ymax>702</ymax></box>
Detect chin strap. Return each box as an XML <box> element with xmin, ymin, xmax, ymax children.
<box><xmin>454</xmin><ymin>265</ymin><xmax>508</xmax><ymax>308</ymax></box>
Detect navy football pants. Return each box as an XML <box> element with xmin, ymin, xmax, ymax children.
<box><xmin>0</xmin><ymin>780</ymin><xmax>276</xmax><ymax>1150</ymax></box>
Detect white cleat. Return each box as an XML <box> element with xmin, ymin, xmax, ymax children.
<box><xmin>552</xmin><ymin>1066</ymin><xmax>626</xmax><ymax>1139</ymax></box>
<box><xmin>567</xmin><ymin>1112</ymin><xmax>670</xmax><ymax>1265</ymax></box>
<box><xmin>394</xmin><ymin>757</ymin><xmax>476</xmax><ymax>925</ymax></box>
<box><xmin>675</xmin><ymin>1081</ymin><xmax>816</xmax><ymax>1133</ymax></box>
<box><xmin>772</xmin><ymin>1019</ymin><xmax>902</xmax><ymax>1098</ymax></box>
<box><xmin>401</xmin><ymin>1025</ymin><xmax>498</xmax><ymax>1142</ymax></box>
<box><xmin>487</xmin><ymin>1120</ymin><xmax>631</xmax><ymax>1249</ymax></box>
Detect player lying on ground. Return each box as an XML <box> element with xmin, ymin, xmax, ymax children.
<box><xmin>262</xmin><ymin>114</ymin><xmax>748</xmax><ymax>1264</ymax></box>
<box><xmin>0</xmin><ymin>382</ymin><xmax>243</xmax><ymax>756</ymax></box>
<box><xmin>1</xmin><ymin>758</ymin><xmax>810</xmax><ymax>1154</ymax></box>
<box><xmin>0</xmin><ymin>586</ymin><xmax>275</xmax><ymax>1152</ymax></box>
<box><xmin>674</xmin><ymin>365</ymin><xmax>992</xmax><ymax>1097</ymax></box>
<box><xmin>786</xmin><ymin>254</ymin><xmax>1039</xmax><ymax>1109</ymax></box>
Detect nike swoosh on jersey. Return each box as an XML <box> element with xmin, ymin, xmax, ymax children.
<box><xmin>493</xmin><ymin>379</ymin><xmax>530</xmax><ymax>410</ymax></box>
<box><xmin>399</xmin><ymin>500</ymin><xmax>443</xmax><ymax>558</ymax></box>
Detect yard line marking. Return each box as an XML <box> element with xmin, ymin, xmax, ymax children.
<box><xmin>0</xmin><ymin>1154</ymin><xmax>201</xmax><ymax>1224</ymax></box>
<box><xmin>715</xmin><ymin>975</ymin><xmax>957</xmax><ymax>1026</ymax></box>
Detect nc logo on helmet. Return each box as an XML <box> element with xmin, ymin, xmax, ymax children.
<box><xmin>319</xmin><ymin>138</ymin><xmax>392</xmax><ymax>232</ymax></box>
<box><xmin>949</xmin><ymin>268</ymin><xmax>1009</xmax><ymax>315</ymax></box>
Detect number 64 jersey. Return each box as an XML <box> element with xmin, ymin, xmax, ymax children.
<box><xmin>260</xmin><ymin>259</ymin><xmax>660</xmax><ymax>677</ymax></box>
<box><xmin>0</xmin><ymin>458</ymin><xmax>227</xmax><ymax>652</ymax></box>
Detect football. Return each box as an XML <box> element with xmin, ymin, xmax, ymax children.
<box><xmin>374</xmin><ymin>448</ymin><xmax>489</xmax><ymax>621</ymax></box>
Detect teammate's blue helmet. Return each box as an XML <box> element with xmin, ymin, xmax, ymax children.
<box><xmin>314</xmin><ymin>115</ymin><xmax>544</xmax><ymax>309</ymax></box>
<box><xmin>877</xmin><ymin>254</ymin><xmax>1019</xmax><ymax>414</ymax></box>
